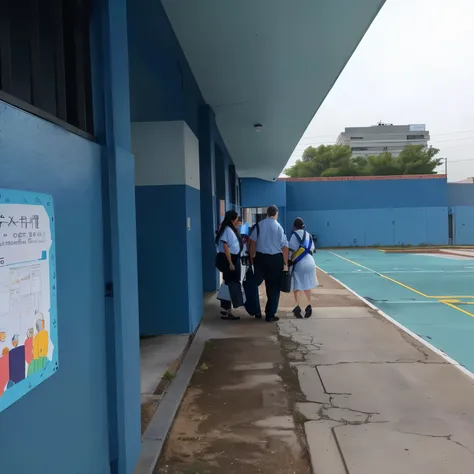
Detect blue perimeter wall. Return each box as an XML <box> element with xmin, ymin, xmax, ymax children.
<box><xmin>448</xmin><ymin>184</ymin><xmax>474</xmax><ymax>245</ymax></box>
<box><xmin>242</xmin><ymin>177</ymin><xmax>474</xmax><ymax>247</ymax></box>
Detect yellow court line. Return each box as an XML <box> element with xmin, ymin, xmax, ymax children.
<box><xmin>379</xmin><ymin>274</ymin><xmax>429</xmax><ymax>297</ymax></box>
<box><xmin>440</xmin><ymin>301</ymin><xmax>474</xmax><ymax>318</ymax></box>
<box><xmin>329</xmin><ymin>251</ymin><xmax>474</xmax><ymax>302</ymax></box>
<box><xmin>429</xmin><ymin>295</ymin><xmax>474</xmax><ymax>299</ymax></box>
<box><xmin>330</xmin><ymin>251</ymin><xmax>430</xmax><ymax>297</ymax></box>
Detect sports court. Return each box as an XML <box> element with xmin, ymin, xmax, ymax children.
<box><xmin>315</xmin><ymin>249</ymin><xmax>474</xmax><ymax>374</ymax></box>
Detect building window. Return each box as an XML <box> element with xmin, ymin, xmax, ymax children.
<box><xmin>350</xmin><ymin>136</ymin><xmax>363</xmax><ymax>139</ymax></box>
<box><xmin>407</xmin><ymin>134</ymin><xmax>425</xmax><ymax>140</ymax></box>
<box><xmin>0</xmin><ymin>0</ymin><xmax>94</xmax><ymax>136</ymax></box>
<box><xmin>351</xmin><ymin>147</ymin><xmax>368</xmax><ymax>152</ymax></box>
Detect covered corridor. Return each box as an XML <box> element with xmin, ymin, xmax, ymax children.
<box><xmin>0</xmin><ymin>1</ymin><xmax>385</xmax><ymax>473</ymax></box>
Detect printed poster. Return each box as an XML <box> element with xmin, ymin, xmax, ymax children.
<box><xmin>0</xmin><ymin>189</ymin><xmax>58</xmax><ymax>412</ymax></box>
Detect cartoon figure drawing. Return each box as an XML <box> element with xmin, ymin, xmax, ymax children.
<box><xmin>9</xmin><ymin>334</ymin><xmax>25</xmax><ymax>384</ymax></box>
<box><xmin>0</xmin><ymin>347</ymin><xmax>10</xmax><ymax>396</ymax></box>
<box><xmin>0</xmin><ymin>330</ymin><xmax>6</xmax><ymax>343</ymax></box>
<box><xmin>25</xmin><ymin>328</ymin><xmax>34</xmax><ymax>366</ymax></box>
<box><xmin>28</xmin><ymin>313</ymin><xmax>49</xmax><ymax>376</ymax></box>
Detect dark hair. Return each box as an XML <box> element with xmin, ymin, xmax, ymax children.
<box><xmin>215</xmin><ymin>210</ymin><xmax>243</xmax><ymax>251</ymax></box>
<box><xmin>293</xmin><ymin>217</ymin><xmax>305</xmax><ymax>230</ymax></box>
<box><xmin>267</xmin><ymin>205</ymin><xmax>279</xmax><ymax>217</ymax></box>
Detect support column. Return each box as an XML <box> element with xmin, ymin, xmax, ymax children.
<box><xmin>133</xmin><ymin>121</ymin><xmax>203</xmax><ymax>335</ymax></box>
<box><xmin>91</xmin><ymin>0</ymin><xmax>141</xmax><ymax>472</ymax></box>
<box><xmin>199</xmin><ymin>106</ymin><xmax>219</xmax><ymax>292</ymax></box>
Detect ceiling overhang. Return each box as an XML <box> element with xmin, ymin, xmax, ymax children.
<box><xmin>162</xmin><ymin>0</ymin><xmax>386</xmax><ymax>181</ymax></box>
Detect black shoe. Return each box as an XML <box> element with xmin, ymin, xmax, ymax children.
<box><xmin>265</xmin><ymin>316</ymin><xmax>280</xmax><ymax>323</ymax></box>
<box><xmin>221</xmin><ymin>311</ymin><xmax>240</xmax><ymax>321</ymax></box>
<box><xmin>255</xmin><ymin>314</ymin><xmax>262</xmax><ymax>319</ymax></box>
<box><xmin>304</xmin><ymin>305</ymin><xmax>312</xmax><ymax>319</ymax></box>
<box><xmin>292</xmin><ymin>305</ymin><xmax>303</xmax><ymax>319</ymax></box>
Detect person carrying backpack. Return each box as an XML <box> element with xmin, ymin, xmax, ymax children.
<box><xmin>288</xmin><ymin>217</ymin><xmax>318</xmax><ymax>318</ymax></box>
<box><xmin>249</xmin><ymin>205</ymin><xmax>289</xmax><ymax>323</ymax></box>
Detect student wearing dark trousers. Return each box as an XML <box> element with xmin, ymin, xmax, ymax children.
<box><xmin>215</xmin><ymin>210</ymin><xmax>243</xmax><ymax>320</ymax></box>
<box><xmin>249</xmin><ymin>205</ymin><xmax>289</xmax><ymax>322</ymax></box>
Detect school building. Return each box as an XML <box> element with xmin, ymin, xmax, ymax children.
<box><xmin>0</xmin><ymin>1</ymin><xmax>386</xmax><ymax>473</ymax></box>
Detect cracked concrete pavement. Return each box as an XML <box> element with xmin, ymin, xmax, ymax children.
<box><xmin>277</xmin><ymin>270</ymin><xmax>474</xmax><ymax>473</ymax></box>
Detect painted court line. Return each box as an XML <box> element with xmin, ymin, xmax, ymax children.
<box><xmin>440</xmin><ymin>301</ymin><xmax>474</xmax><ymax>318</ymax></box>
<box><xmin>316</xmin><ymin>266</ymin><xmax>474</xmax><ymax>384</ymax></box>
<box><xmin>328</xmin><ymin>252</ymin><xmax>474</xmax><ymax>311</ymax></box>
<box><xmin>329</xmin><ymin>270</ymin><xmax>474</xmax><ymax>275</ymax></box>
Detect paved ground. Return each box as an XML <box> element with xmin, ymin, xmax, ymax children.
<box><xmin>157</xmin><ymin>269</ymin><xmax>474</xmax><ymax>473</ymax></box>
<box><xmin>157</xmin><ymin>305</ymin><xmax>311</xmax><ymax>473</ymax></box>
<box><xmin>279</xmin><ymin>270</ymin><xmax>474</xmax><ymax>473</ymax></box>
<box><xmin>140</xmin><ymin>334</ymin><xmax>190</xmax><ymax>434</ymax></box>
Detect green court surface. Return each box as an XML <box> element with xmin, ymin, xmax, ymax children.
<box><xmin>315</xmin><ymin>249</ymin><xmax>474</xmax><ymax>374</ymax></box>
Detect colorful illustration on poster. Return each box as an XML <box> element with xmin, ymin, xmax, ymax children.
<box><xmin>0</xmin><ymin>189</ymin><xmax>58</xmax><ymax>412</ymax></box>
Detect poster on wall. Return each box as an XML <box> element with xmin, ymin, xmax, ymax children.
<box><xmin>0</xmin><ymin>189</ymin><xmax>58</xmax><ymax>413</ymax></box>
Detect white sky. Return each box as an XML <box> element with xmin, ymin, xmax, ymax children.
<box><xmin>285</xmin><ymin>0</ymin><xmax>474</xmax><ymax>182</ymax></box>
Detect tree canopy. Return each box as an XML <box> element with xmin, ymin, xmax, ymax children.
<box><xmin>284</xmin><ymin>144</ymin><xmax>444</xmax><ymax>178</ymax></box>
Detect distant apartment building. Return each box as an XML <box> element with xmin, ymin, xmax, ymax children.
<box><xmin>336</xmin><ymin>123</ymin><xmax>430</xmax><ymax>157</ymax></box>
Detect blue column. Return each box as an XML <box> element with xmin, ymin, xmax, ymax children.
<box><xmin>133</xmin><ymin>121</ymin><xmax>203</xmax><ymax>335</ymax></box>
<box><xmin>91</xmin><ymin>0</ymin><xmax>141</xmax><ymax>472</ymax></box>
<box><xmin>199</xmin><ymin>106</ymin><xmax>219</xmax><ymax>292</ymax></box>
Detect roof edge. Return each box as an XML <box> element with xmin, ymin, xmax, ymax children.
<box><xmin>279</xmin><ymin>174</ymin><xmax>447</xmax><ymax>182</ymax></box>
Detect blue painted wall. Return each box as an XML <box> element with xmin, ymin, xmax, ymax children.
<box><xmin>286</xmin><ymin>207</ymin><xmax>448</xmax><ymax>247</ymax></box>
<box><xmin>285</xmin><ymin>178</ymin><xmax>449</xmax><ymax>247</ymax></box>
<box><xmin>136</xmin><ymin>185</ymin><xmax>203</xmax><ymax>334</ymax></box>
<box><xmin>0</xmin><ymin>103</ymin><xmax>110</xmax><ymax>473</ymax></box>
<box><xmin>127</xmin><ymin>0</ymin><xmax>203</xmax><ymax>135</ymax></box>
<box><xmin>185</xmin><ymin>186</ymin><xmax>204</xmax><ymax>330</ymax></box>
<box><xmin>452</xmin><ymin>206</ymin><xmax>474</xmax><ymax>245</ymax></box>
<box><xmin>241</xmin><ymin>179</ymin><xmax>287</xmax><ymax>208</ymax></box>
<box><xmin>286</xmin><ymin>178</ymin><xmax>448</xmax><ymax>211</ymax></box>
<box><xmin>128</xmin><ymin>0</ymin><xmax>233</xmax><ymax>301</ymax></box>
<box><xmin>240</xmin><ymin>177</ymin><xmax>474</xmax><ymax>247</ymax></box>
<box><xmin>93</xmin><ymin>0</ymin><xmax>142</xmax><ymax>469</ymax></box>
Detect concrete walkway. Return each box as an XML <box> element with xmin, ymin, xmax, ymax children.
<box><xmin>279</xmin><ymin>271</ymin><xmax>474</xmax><ymax>473</ymax></box>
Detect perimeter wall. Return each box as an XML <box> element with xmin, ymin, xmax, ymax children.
<box><xmin>241</xmin><ymin>176</ymin><xmax>474</xmax><ymax>247</ymax></box>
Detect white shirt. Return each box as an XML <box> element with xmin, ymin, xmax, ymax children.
<box><xmin>217</xmin><ymin>226</ymin><xmax>241</xmax><ymax>255</ymax></box>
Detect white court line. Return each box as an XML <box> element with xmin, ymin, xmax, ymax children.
<box><xmin>322</xmin><ymin>270</ymin><xmax>474</xmax><ymax>275</ymax></box>
<box><xmin>316</xmin><ymin>266</ymin><xmax>474</xmax><ymax>383</ymax></box>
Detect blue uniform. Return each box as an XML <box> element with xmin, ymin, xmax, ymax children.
<box><xmin>217</xmin><ymin>227</ymin><xmax>241</xmax><ymax>254</ymax></box>
<box><xmin>216</xmin><ymin>225</ymin><xmax>242</xmax><ymax>314</ymax></box>
<box><xmin>249</xmin><ymin>218</ymin><xmax>288</xmax><ymax>320</ymax></box>
<box><xmin>249</xmin><ymin>218</ymin><xmax>288</xmax><ymax>254</ymax></box>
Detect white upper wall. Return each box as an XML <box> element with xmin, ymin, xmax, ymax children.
<box><xmin>132</xmin><ymin>121</ymin><xmax>200</xmax><ymax>190</ymax></box>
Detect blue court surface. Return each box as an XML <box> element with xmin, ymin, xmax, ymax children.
<box><xmin>315</xmin><ymin>249</ymin><xmax>474</xmax><ymax>373</ymax></box>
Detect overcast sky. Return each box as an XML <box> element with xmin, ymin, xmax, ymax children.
<box><xmin>285</xmin><ymin>0</ymin><xmax>474</xmax><ymax>182</ymax></box>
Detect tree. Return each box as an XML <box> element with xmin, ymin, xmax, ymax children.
<box><xmin>284</xmin><ymin>144</ymin><xmax>444</xmax><ymax>178</ymax></box>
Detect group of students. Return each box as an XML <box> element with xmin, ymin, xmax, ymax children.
<box><xmin>215</xmin><ymin>205</ymin><xmax>318</xmax><ymax>322</ymax></box>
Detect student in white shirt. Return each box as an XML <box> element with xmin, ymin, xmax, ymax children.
<box><xmin>215</xmin><ymin>210</ymin><xmax>243</xmax><ymax>320</ymax></box>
